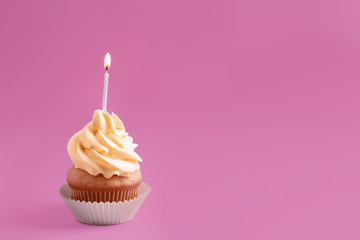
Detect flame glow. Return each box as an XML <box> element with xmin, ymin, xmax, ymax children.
<box><xmin>104</xmin><ymin>52</ymin><xmax>111</xmax><ymax>70</ymax></box>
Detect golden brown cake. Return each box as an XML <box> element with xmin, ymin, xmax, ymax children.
<box><xmin>67</xmin><ymin>110</ymin><xmax>143</xmax><ymax>203</ymax></box>
<box><xmin>67</xmin><ymin>166</ymin><xmax>142</xmax><ymax>202</ymax></box>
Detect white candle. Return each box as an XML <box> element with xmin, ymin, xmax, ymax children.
<box><xmin>102</xmin><ymin>52</ymin><xmax>111</xmax><ymax>111</ymax></box>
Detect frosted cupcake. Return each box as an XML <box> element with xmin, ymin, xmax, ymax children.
<box><xmin>67</xmin><ymin>110</ymin><xmax>142</xmax><ymax>203</ymax></box>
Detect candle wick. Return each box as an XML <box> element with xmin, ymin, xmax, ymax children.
<box><xmin>105</xmin><ymin>66</ymin><xmax>109</xmax><ymax>72</ymax></box>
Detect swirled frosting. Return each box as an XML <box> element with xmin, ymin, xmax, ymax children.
<box><xmin>67</xmin><ymin>110</ymin><xmax>142</xmax><ymax>178</ymax></box>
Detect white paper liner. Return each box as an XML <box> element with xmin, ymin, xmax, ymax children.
<box><xmin>59</xmin><ymin>182</ymin><xmax>151</xmax><ymax>225</ymax></box>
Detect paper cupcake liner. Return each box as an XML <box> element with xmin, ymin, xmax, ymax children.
<box><xmin>59</xmin><ymin>182</ymin><xmax>151</xmax><ymax>225</ymax></box>
<box><xmin>70</xmin><ymin>187</ymin><xmax>139</xmax><ymax>203</ymax></box>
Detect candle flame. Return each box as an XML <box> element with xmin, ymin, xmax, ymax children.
<box><xmin>104</xmin><ymin>52</ymin><xmax>111</xmax><ymax>70</ymax></box>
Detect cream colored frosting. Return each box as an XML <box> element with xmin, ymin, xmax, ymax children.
<box><xmin>67</xmin><ymin>110</ymin><xmax>142</xmax><ymax>178</ymax></box>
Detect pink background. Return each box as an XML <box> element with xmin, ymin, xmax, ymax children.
<box><xmin>1</xmin><ymin>0</ymin><xmax>359</xmax><ymax>239</ymax></box>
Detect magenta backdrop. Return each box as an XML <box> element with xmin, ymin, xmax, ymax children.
<box><xmin>1</xmin><ymin>0</ymin><xmax>360</xmax><ymax>239</ymax></box>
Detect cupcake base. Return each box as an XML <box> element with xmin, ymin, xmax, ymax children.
<box><xmin>70</xmin><ymin>188</ymin><xmax>138</xmax><ymax>203</ymax></box>
<box><xmin>67</xmin><ymin>166</ymin><xmax>142</xmax><ymax>203</ymax></box>
<box><xmin>59</xmin><ymin>182</ymin><xmax>151</xmax><ymax>225</ymax></box>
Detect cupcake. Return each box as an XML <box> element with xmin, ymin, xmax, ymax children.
<box><xmin>67</xmin><ymin>109</ymin><xmax>143</xmax><ymax>203</ymax></box>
